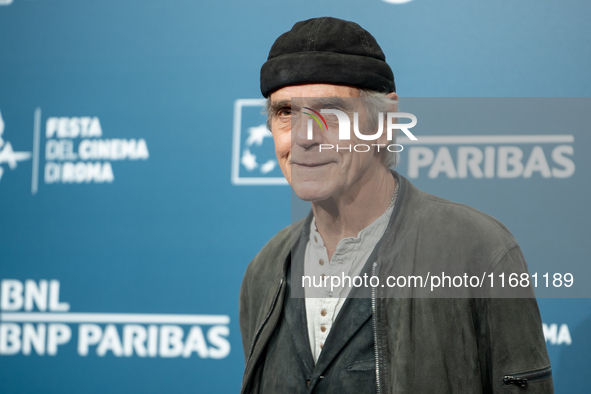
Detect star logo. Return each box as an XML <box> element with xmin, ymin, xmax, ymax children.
<box><xmin>240</xmin><ymin>149</ymin><xmax>258</xmax><ymax>171</ymax></box>
<box><xmin>245</xmin><ymin>124</ymin><xmax>272</xmax><ymax>146</ymax></box>
<box><xmin>0</xmin><ymin>110</ymin><xmax>32</xmax><ymax>182</ymax></box>
<box><xmin>240</xmin><ymin>123</ymin><xmax>277</xmax><ymax>174</ymax></box>
<box><xmin>232</xmin><ymin>99</ymin><xmax>287</xmax><ymax>185</ymax></box>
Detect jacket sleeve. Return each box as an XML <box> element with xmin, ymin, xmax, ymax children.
<box><xmin>477</xmin><ymin>245</ymin><xmax>554</xmax><ymax>393</ymax></box>
<box><xmin>239</xmin><ymin>261</ymin><xmax>253</xmax><ymax>364</ymax></box>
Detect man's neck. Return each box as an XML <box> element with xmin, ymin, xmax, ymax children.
<box><xmin>311</xmin><ymin>165</ymin><xmax>396</xmax><ymax>261</ymax></box>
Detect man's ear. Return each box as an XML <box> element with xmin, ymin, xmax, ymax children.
<box><xmin>386</xmin><ymin>92</ymin><xmax>398</xmax><ymax>113</ymax></box>
<box><xmin>386</xmin><ymin>92</ymin><xmax>398</xmax><ymax>100</ymax></box>
<box><xmin>375</xmin><ymin>92</ymin><xmax>398</xmax><ymax>147</ymax></box>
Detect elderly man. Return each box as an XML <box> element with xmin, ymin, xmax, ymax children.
<box><xmin>239</xmin><ymin>17</ymin><xmax>552</xmax><ymax>393</ymax></box>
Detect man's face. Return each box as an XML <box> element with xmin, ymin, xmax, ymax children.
<box><xmin>269</xmin><ymin>84</ymin><xmax>388</xmax><ymax>202</ymax></box>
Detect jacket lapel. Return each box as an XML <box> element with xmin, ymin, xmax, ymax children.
<box><xmin>283</xmin><ymin>213</ymin><xmax>316</xmax><ymax>372</ymax></box>
<box><xmin>312</xmin><ymin>296</ymin><xmax>373</xmax><ymax>375</ymax></box>
<box><xmin>283</xmin><ymin>265</ymin><xmax>316</xmax><ymax>374</ymax></box>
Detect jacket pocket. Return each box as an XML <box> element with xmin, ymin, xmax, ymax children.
<box><xmin>503</xmin><ymin>366</ymin><xmax>552</xmax><ymax>388</ymax></box>
<box><xmin>347</xmin><ymin>359</ymin><xmax>376</xmax><ymax>371</ymax></box>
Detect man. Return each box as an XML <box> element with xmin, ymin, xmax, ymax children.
<box><xmin>240</xmin><ymin>17</ymin><xmax>552</xmax><ymax>393</ymax></box>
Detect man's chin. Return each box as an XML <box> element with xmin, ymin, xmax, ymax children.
<box><xmin>291</xmin><ymin>182</ymin><xmax>335</xmax><ymax>202</ymax></box>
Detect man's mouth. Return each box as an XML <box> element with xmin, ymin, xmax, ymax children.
<box><xmin>292</xmin><ymin>162</ymin><xmax>331</xmax><ymax>168</ymax></box>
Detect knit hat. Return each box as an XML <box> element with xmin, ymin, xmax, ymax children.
<box><xmin>260</xmin><ymin>17</ymin><xmax>395</xmax><ymax>98</ymax></box>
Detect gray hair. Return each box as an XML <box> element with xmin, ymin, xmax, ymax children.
<box><xmin>264</xmin><ymin>88</ymin><xmax>399</xmax><ymax>169</ymax></box>
<box><xmin>358</xmin><ymin>88</ymin><xmax>398</xmax><ymax>169</ymax></box>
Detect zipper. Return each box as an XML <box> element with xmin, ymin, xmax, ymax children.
<box><xmin>241</xmin><ymin>276</ymin><xmax>285</xmax><ymax>392</ymax></box>
<box><xmin>503</xmin><ymin>366</ymin><xmax>552</xmax><ymax>388</ymax></box>
<box><xmin>372</xmin><ymin>262</ymin><xmax>382</xmax><ymax>394</ymax></box>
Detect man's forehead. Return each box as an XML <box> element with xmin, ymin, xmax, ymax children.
<box><xmin>269</xmin><ymin>84</ymin><xmax>360</xmax><ymax>102</ymax></box>
<box><xmin>270</xmin><ymin>97</ymin><xmax>349</xmax><ymax>111</ymax></box>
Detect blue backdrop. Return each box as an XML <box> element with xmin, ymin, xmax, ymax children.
<box><xmin>0</xmin><ymin>0</ymin><xmax>589</xmax><ymax>393</ymax></box>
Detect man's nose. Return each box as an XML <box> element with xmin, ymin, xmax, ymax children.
<box><xmin>293</xmin><ymin>117</ymin><xmax>323</xmax><ymax>150</ymax></box>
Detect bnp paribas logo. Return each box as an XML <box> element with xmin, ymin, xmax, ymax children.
<box><xmin>0</xmin><ymin>110</ymin><xmax>32</xmax><ymax>183</ymax></box>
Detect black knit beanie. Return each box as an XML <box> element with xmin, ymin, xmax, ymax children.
<box><xmin>260</xmin><ymin>17</ymin><xmax>395</xmax><ymax>98</ymax></box>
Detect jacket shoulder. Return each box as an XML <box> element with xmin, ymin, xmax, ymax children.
<box><xmin>400</xmin><ymin>180</ymin><xmax>521</xmax><ymax>271</ymax></box>
<box><xmin>243</xmin><ymin>217</ymin><xmax>306</xmax><ymax>284</ymax></box>
<box><xmin>423</xmin><ymin>191</ymin><xmax>517</xmax><ymax>245</ymax></box>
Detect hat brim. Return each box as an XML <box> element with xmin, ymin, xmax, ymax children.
<box><xmin>260</xmin><ymin>51</ymin><xmax>395</xmax><ymax>98</ymax></box>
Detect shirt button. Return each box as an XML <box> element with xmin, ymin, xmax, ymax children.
<box><xmin>320</xmin><ymin>309</ymin><xmax>327</xmax><ymax>316</ymax></box>
<box><xmin>319</xmin><ymin>258</ymin><xmax>324</xmax><ymax>266</ymax></box>
<box><xmin>320</xmin><ymin>325</ymin><xmax>326</xmax><ymax>332</ymax></box>
<box><xmin>306</xmin><ymin>379</ymin><xmax>311</xmax><ymax>387</ymax></box>
<box><xmin>314</xmin><ymin>236</ymin><xmax>318</xmax><ymax>243</ymax></box>
<box><xmin>320</xmin><ymin>343</ymin><xmax>324</xmax><ymax>349</ymax></box>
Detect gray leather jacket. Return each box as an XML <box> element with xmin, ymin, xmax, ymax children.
<box><xmin>240</xmin><ymin>173</ymin><xmax>553</xmax><ymax>393</ymax></box>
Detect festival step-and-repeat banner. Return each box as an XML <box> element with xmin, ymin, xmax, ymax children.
<box><xmin>1</xmin><ymin>0</ymin><xmax>590</xmax><ymax>393</ymax></box>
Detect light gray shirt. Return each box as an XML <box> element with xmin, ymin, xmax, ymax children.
<box><xmin>303</xmin><ymin>200</ymin><xmax>395</xmax><ymax>362</ymax></box>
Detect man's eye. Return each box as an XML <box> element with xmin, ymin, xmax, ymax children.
<box><xmin>277</xmin><ymin>108</ymin><xmax>292</xmax><ymax>117</ymax></box>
